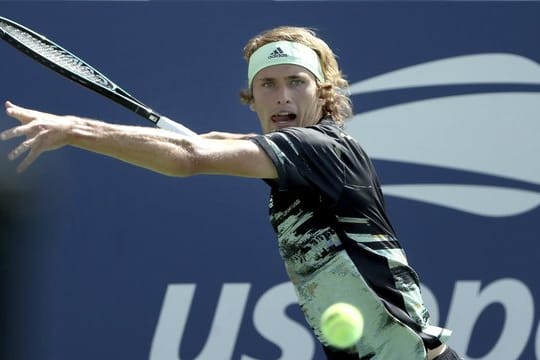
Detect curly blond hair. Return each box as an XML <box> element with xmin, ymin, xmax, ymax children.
<box><xmin>240</xmin><ymin>26</ymin><xmax>352</xmax><ymax>123</ymax></box>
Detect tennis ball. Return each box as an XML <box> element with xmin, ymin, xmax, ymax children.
<box><xmin>320</xmin><ymin>302</ymin><xmax>364</xmax><ymax>349</ymax></box>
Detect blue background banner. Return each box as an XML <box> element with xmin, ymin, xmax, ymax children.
<box><xmin>1</xmin><ymin>2</ymin><xmax>539</xmax><ymax>360</ymax></box>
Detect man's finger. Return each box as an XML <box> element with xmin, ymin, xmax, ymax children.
<box><xmin>0</xmin><ymin>123</ymin><xmax>31</xmax><ymax>141</ymax></box>
<box><xmin>5</xmin><ymin>101</ymin><xmax>41</xmax><ymax>124</ymax></box>
<box><xmin>17</xmin><ymin>147</ymin><xmax>41</xmax><ymax>173</ymax></box>
<box><xmin>8</xmin><ymin>139</ymin><xmax>33</xmax><ymax>161</ymax></box>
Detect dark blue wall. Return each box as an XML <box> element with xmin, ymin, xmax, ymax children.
<box><xmin>1</xmin><ymin>2</ymin><xmax>539</xmax><ymax>359</ymax></box>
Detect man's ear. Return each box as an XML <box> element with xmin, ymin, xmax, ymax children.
<box><xmin>249</xmin><ymin>99</ymin><xmax>256</xmax><ymax>112</ymax></box>
<box><xmin>316</xmin><ymin>86</ymin><xmax>325</xmax><ymax>104</ymax></box>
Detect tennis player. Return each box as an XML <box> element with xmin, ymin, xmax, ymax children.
<box><xmin>1</xmin><ymin>26</ymin><xmax>462</xmax><ymax>359</ymax></box>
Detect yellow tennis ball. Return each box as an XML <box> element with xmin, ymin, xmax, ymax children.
<box><xmin>320</xmin><ymin>302</ymin><xmax>364</xmax><ymax>349</ymax></box>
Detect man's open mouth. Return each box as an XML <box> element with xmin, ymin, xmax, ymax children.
<box><xmin>271</xmin><ymin>112</ymin><xmax>297</xmax><ymax>123</ymax></box>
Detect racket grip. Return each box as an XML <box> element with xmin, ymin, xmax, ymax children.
<box><xmin>156</xmin><ymin>116</ymin><xmax>198</xmax><ymax>137</ymax></box>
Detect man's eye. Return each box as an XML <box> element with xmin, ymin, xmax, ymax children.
<box><xmin>261</xmin><ymin>81</ymin><xmax>274</xmax><ymax>88</ymax></box>
<box><xmin>290</xmin><ymin>79</ymin><xmax>304</xmax><ymax>86</ymax></box>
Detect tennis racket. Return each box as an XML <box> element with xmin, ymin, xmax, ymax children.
<box><xmin>0</xmin><ymin>16</ymin><xmax>197</xmax><ymax>137</ymax></box>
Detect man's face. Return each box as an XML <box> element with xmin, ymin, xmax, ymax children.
<box><xmin>250</xmin><ymin>64</ymin><xmax>323</xmax><ymax>134</ymax></box>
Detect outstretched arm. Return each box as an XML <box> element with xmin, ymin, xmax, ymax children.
<box><xmin>1</xmin><ymin>101</ymin><xmax>277</xmax><ymax>179</ymax></box>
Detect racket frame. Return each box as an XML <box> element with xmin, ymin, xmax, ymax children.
<box><xmin>0</xmin><ymin>16</ymin><xmax>196</xmax><ymax>136</ymax></box>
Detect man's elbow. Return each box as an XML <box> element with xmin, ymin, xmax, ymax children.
<box><xmin>158</xmin><ymin>138</ymin><xmax>201</xmax><ymax>178</ymax></box>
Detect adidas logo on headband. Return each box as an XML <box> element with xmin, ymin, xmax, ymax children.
<box><xmin>268</xmin><ymin>47</ymin><xmax>288</xmax><ymax>59</ymax></box>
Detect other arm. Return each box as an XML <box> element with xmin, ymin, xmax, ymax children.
<box><xmin>0</xmin><ymin>101</ymin><xmax>277</xmax><ymax>179</ymax></box>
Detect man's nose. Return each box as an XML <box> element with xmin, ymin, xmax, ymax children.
<box><xmin>276</xmin><ymin>86</ymin><xmax>291</xmax><ymax>104</ymax></box>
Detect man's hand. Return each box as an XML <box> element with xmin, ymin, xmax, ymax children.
<box><xmin>1</xmin><ymin>101</ymin><xmax>73</xmax><ymax>172</ymax></box>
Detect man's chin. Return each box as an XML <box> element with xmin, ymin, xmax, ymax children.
<box><xmin>272</xmin><ymin>121</ymin><xmax>297</xmax><ymax>131</ymax></box>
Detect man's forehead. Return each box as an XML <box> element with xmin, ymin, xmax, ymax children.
<box><xmin>254</xmin><ymin>64</ymin><xmax>314</xmax><ymax>80</ymax></box>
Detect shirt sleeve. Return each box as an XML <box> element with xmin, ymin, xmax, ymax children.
<box><xmin>250</xmin><ymin>126</ymin><xmax>345</xmax><ymax>202</ymax></box>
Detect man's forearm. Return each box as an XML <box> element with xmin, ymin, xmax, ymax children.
<box><xmin>68</xmin><ymin>117</ymin><xmax>196</xmax><ymax>176</ymax></box>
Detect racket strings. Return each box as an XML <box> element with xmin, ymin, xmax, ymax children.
<box><xmin>1</xmin><ymin>21</ymin><xmax>115</xmax><ymax>90</ymax></box>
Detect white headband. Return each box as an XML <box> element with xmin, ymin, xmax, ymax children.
<box><xmin>247</xmin><ymin>41</ymin><xmax>325</xmax><ymax>87</ymax></box>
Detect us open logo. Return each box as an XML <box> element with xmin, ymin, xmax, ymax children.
<box><xmin>347</xmin><ymin>53</ymin><xmax>540</xmax><ymax>218</ymax></box>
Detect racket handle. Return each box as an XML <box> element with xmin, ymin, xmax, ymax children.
<box><xmin>156</xmin><ymin>116</ymin><xmax>198</xmax><ymax>137</ymax></box>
